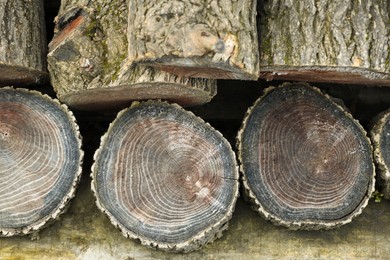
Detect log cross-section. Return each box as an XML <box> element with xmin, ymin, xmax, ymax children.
<box><xmin>237</xmin><ymin>83</ymin><xmax>375</xmax><ymax>229</ymax></box>
<box><xmin>0</xmin><ymin>88</ymin><xmax>83</xmax><ymax>236</ymax></box>
<box><xmin>91</xmin><ymin>101</ymin><xmax>239</xmax><ymax>252</ymax></box>
<box><xmin>370</xmin><ymin>109</ymin><xmax>390</xmax><ymax>200</ymax></box>
<box><xmin>128</xmin><ymin>0</ymin><xmax>260</xmax><ymax>80</ymax></box>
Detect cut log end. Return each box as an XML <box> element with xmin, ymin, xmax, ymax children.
<box><xmin>58</xmin><ymin>82</ymin><xmax>216</xmax><ymax>111</ymax></box>
<box><xmin>142</xmin><ymin>58</ymin><xmax>258</xmax><ymax>80</ymax></box>
<box><xmin>91</xmin><ymin>101</ymin><xmax>239</xmax><ymax>252</ymax></box>
<box><xmin>0</xmin><ymin>64</ymin><xmax>49</xmax><ymax>87</ymax></box>
<box><xmin>237</xmin><ymin>83</ymin><xmax>375</xmax><ymax>230</ymax></box>
<box><xmin>259</xmin><ymin>67</ymin><xmax>390</xmax><ymax>86</ymax></box>
<box><xmin>0</xmin><ymin>87</ymin><xmax>83</xmax><ymax>236</ymax></box>
<box><xmin>370</xmin><ymin>110</ymin><xmax>390</xmax><ymax>199</ymax></box>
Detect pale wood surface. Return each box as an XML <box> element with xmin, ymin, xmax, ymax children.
<box><xmin>128</xmin><ymin>0</ymin><xmax>259</xmax><ymax>80</ymax></box>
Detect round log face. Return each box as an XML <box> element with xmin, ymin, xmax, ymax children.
<box><xmin>371</xmin><ymin>111</ymin><xmax>390</xmax><ymax>199</ymax></box>
<box><xmin>0</xmin><ymin>88</ymin><xmax>82</xmax><ymax>235</ymax></box>
<box><xmin>92</xmin><ymin>101</ymin><xmax>239</xmax><ymax>251</ymax></box>
<box><xmin>238</xmin><ymin>83</ymin><xmax>374</xmax><ymax>228</ymax></box>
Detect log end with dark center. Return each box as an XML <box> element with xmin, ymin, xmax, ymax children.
<box><xmin>91</xmin><ymin>101</ymin><xmax>239</xmax><ymax>252</ymax></box>
<box><xmin>0</xmin><ymin>87</ymin><xmax>83</xmax><ymax>236</ymax></box>
<box><xmin>237</xmin><ymin>82</ymin><xmax>375</xmax><ymax>230</ymax></box>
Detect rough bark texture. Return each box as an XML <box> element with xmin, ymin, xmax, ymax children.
<box><xmin>370</xmin><ymin>109</ymin><xmax>390</xmax><ymax>200</ymax></box>
<box><xmin>0</xmin><ymin>88</ymin><xmax>83</xmax><ymax>236</ymax></box>
<box><xmin>0</xmin><ymin>0</ymin><xmax>48</xmax><ymax>86</ymax></box>
<box><xmin>91</xmin><ymin>101</ymin><xmax>239</xmax><ymax>253</ymax></box>
<box><xmin>237</xmin><ymin>83</ymin><xmax>375</xmax><ymax>230</ymax></box>
<box><xmin>128</xmin><ymin>0</ymin><xmax>260</xmax><ymax>80</ymax></box>
<box><xmin>47</xmin><ymin>0</ymin><xmax>216</xmax><ymax>111</ymax></box>
<box><xmin>258</xmin><ymin>0</ymin><xmax>390</xmax><ymax>85</ymax></box>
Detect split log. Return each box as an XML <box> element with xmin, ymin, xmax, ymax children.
<box><xmin>0</xmin><ymin>88</ymin><xmax>83</xmax><ymax>236</ymax></box>
<box><xmin>47</xmin><ymin>1</ymin><xmax>216</xmax><ymax>111</ymax></box>
<box><xmin>127</xmin><ymin>0</ymin><xmax>260</xmax><ymax>80</ymax></box>
<box><xmin>237</xmin><ymin>83</ymin><xmax>375</xmax><ymax>230</ymax></box>
<box><xmin>0</xmin><ymin>0</ymin><xmax>48</xmax><ymax>87</ymax></box>
<box><xmin>370</xmin><ymin>109</ymin><xmax>390</xmax><ymax>200</ymax></box>
<box><xmin>258</xmin><ymin>0</ymin><xmax>390</xmax><ymax>86</ymax></box>
<box><xmin>91</xmin><ymin>101</ymin><xmax>239</xmax><ymax>252</ymax></box>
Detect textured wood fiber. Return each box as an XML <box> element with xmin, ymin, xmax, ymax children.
<box><xmin>237</xmin><ymin>83</ymin><xmax>375</xmax><ymax>229</ymax></box>
<box><xmin>0</xmin><ymin>0</ymin><xmax>48</xmax><ymax>86</ymax></box>
<box><xmin>370</xmin><ymin>109</ymin><xmax>390</xmax><ymax>199</ymax></box>
<box><xmin>128</xmin><ymin>0</ymin><xmax>260</xmax><ymax>80</ymax></box>
<box><xmin>47</xmin><ymin>0</ymin><xmax>216</xmax><ymax>111</ymax></box>
<box><xmin>91</xmin><ymin>101</ymin><xmax>239</xmax><ymax>252</ymax></box>
<box><xmin>0</xmin><ymin>88</ymin><xmax>83</xmax><ymax>236</ymax></box>
<box><xmin>258</xmin><ymin>0</ymin><xmax>390</xmax><ymax>85</ymax></box>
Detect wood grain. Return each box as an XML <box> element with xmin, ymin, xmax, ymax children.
<box><xmin>0</xmin><ymin>0</ymin><xmax>48</xmax><ymax>86</ymax></box>
<box><xmin>237</xmin><ymin>83</ymin><xmax>375</xmax><ymax>229</ymax></box>
<box><xmin>47</xmin><ymin>1</ymin><xmax>216</xmax><ymax>111</ymax></box>
<box><xmin>91</xmin><ymin>101</ymin><xmax>239</xmax><ymax>252</ymax></box>
<box><xmin>128</xmin><ymin>0</ymin><xmax>260</xmax><ymax>80</ymax></box>
<box><xmin>258</xmin><ymin>0</ymin><xmax>390</xmax><ymax>85</ymax></box>
<box><xmin>0</xmin><ymin>88</ymin><xmax>83</xmax><ymax>236</ymax></box>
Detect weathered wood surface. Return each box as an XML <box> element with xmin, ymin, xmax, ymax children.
<box><xmin>0</xmin><ymin>0</ymin><xmax>48</xmax><ymax>86</ymax></box>
<box><xmin>370</xmin><ymin>109</ymin><xmax>390</xmax><ymax>200</ymax></box>
<box><xmin>91</xmin><ymin>101</ymin><xmax>239</xmax><ymax>252</ymax></box>
<box><xmin>127</xmin><ymin>0</ymin><xmax>260</xmax><ymax>80</ymax></box>
<box><xmin>258</xmin><ymin>0</ymin><xmax>390</xmax><ymax>85</ymax></box>
<box><xmin>0</xmin><ymin>88</ymin><xmax>83</xmax><ymax>236</ymax></box>
<box><xmin>237</xmin><ymin>83</ymin><xmax>375</xmax><ymax>229</ymax></box>
<box><xmin>47</xmin><ymin>1</ymin><xmax>216</xmax><ymax>111</ymax></box>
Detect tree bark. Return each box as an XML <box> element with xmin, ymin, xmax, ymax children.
<box><xmin>0</xmin><ymin>88</ymin><xmax>83</xmax><ymax>236</ymax></box>
<box><xmin>47</xmin><ymin>1</ymin><xmax>216</xmax><ymax>111</ymax></box>
<box><xmin>127</xmin><ymin>0</ymin><xmax>260</xmax><ymax>80</ymax></box>
<box><xmin>91</xmin><ymin>101</ymin><xmax>239</xmax><ymax>252</ymax></box>
<box><xmin>0</xmin><ymin>0</ymin><xmax>48</xmax><ymax>87</ymax></box>
<box><xmin>370</xmin><ymin>109</ymin><xmax>390</xmax><ymax>199</ymax></box>
<box><xmin>258</xmin><ymin>0</ymin><xmax>390</xmax><ymax>86</ymax></box>
<box><xmin>237</xmin><ymin>83</ymin><xmax>375</xmax><ymax>230</ymax></box>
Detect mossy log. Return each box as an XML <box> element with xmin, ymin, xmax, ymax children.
<box><xmin>237</xmin><ymin>83</ymin><xmax>375</xmax><ymax>229</ymax></box>
<box><xmin>258</xmin><ymin>0</ymin><xmax>390</xmax><ymax>85</ymax></box>
<box><xmin>47</xmin><ymin>1</ymin><xmax>216</xmax><ymax>111</ymax></box>
<box><xmin>0</xmin><ymin>88</ymin><xmax>83</xmax><ymax>236</ymax></box>
<box><xmin>370</xmin><ymin>109</ymin><xmax>390</xmax><ymax>200</ymax></box>
<box><xmin>91</xmin><ymin>101</ymin><xmax>239</xmax><ymax>252</ymax></box>
<box><xmin>127</xmin><ymin>0</ymin><xmax>260</xmax><ymax>80</ymax></box>
<box><xmin>0</xmin><ymin>0</ymin><xmax>48</xmax><ymax>87</ymax></box>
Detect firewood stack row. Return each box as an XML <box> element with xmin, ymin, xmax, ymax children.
<box><xmin>0</xmin><ymin>0</ymin><xmax>389</xmax><ymax>253</ymax></box>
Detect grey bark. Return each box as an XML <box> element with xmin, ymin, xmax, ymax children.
<box><xmin>91</xmin><ymin>101</ymin><xmax>239</xmax><ymax>252</ymax></box>
<box><xmin>237</xmin><ymin>83</ymin><xmax>375</xmax><ymax>230</ymax></box>
<box><xmin>47</xmin><ymin>0</ymin><xmax>216</xmax><ymax>111</ymax></box>
<box><xmin>0</xmin><ymin>0</ymin><xmax>48</xmax><ymax>86</ymax></box>
<box><xmin>127</xmin><ymin>0</ymin><xmax>260</xmax><ymax>80</ymax></box>
<box><xmin>258</xmin><ymin>0</ymin><xmax>390</xmax><ymax>85</ymax></box>
<box><xmin>0</xmin><ymin>88</ymin><xmax>83</xmax><ymax>236</ymax></box>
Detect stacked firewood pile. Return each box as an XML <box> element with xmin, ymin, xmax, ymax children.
<box><xmin>0</xmin><ymin>0</ymin><xmax>389</xmax><ymax>253</ymax></box>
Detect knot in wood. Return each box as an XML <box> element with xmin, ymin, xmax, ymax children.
<box><xmin>187</xmin><ymin>24</ymin><xmax>224</xmax><ymax>56</ymax></box>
